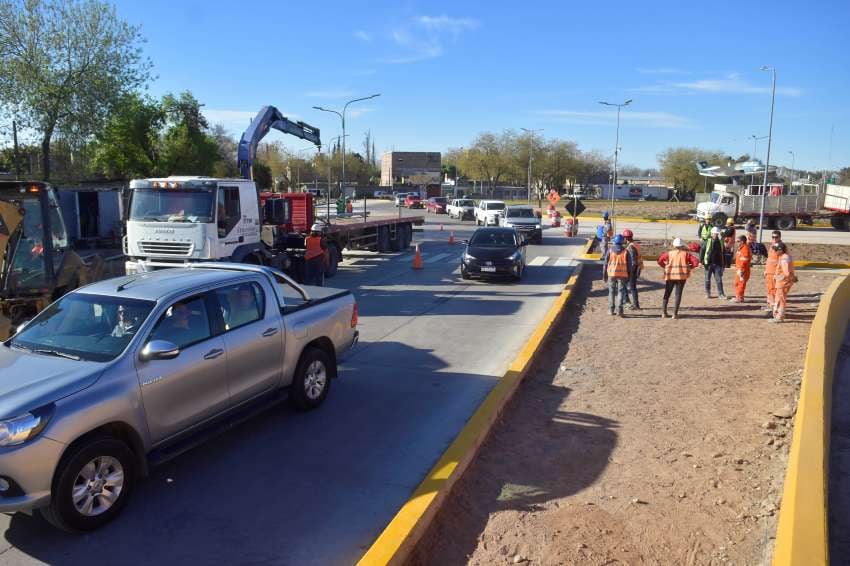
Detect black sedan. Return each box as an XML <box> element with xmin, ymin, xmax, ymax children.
<box><xmin>460</xmin><ymin>227</ymin><xmax>527</xmax><ymax>281</ymax></box>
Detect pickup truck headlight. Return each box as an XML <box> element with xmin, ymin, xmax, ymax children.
<box><xmin>535</xmin><ymin>224</ymin><xmax>542</xmax><ymax>230</ymax></box>
<box><xmin>0</xmin><ymin>406</ymin><xmax>52</xmax><ymax>447</ymax></box>
<box><xmin>503</xmin><ymin>222</ymin><xmax>513</xmax><ymax>228</ymax></box>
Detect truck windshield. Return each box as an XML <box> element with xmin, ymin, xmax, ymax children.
<box><xmin>507</xmin><ymin>208</ymin><xmax>535</xmax><ymax>218</ymax></box>
<box><xmin>710</xmin><ymin>193</ymin><xmax>721</xmax><ymax>203</ymax></box>
<box><xmin>129</xmin><ymin>189</ymin><xmax>214</xmax><ymax>223</ymax></box>
<box><xmin>486</xmin><ymin>203</ymin><xmax>505</xmax><ymax>210</ymax></box>
<box><xmin>9</xmin><ymin>294</ymin><xmax>155</xmax><ymax>362</ymax></box>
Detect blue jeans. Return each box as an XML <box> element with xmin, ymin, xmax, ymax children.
<box><xmin>704</xmin><ymin>264</ymin><xmax>725</xmax><ymax>296</ymax></box>
<box><xmin>608</xmin><ymin>278</ymin><xmax>627</xmax><ymax>313</ymax></box>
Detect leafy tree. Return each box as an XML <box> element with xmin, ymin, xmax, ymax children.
<box><xmin>160</xmin><ymin>92</ymin><xmax>220</xmax><ymax>175</ymax></box>
<box><xmin>210</xmin><ymin>124</ymin><xmax>239</xmax><ymax>178</ymax></box>
<box><xmin>0</xmin><ymin>0</ymin><xmax>151</xmax><ymax>180</ymax></box>
<box><xmin>838</xmin><ymin>167</ymin><xmax>850</xmax><ymax>185</ymax></box>
<box><xmin>657</xmin><ymin>147</ymin><xmax>725</xmax><ymax>197</ymax></box>
<box><xmin>252</xmin><ymin>162</ymin><xmax>272</xmax><ymax>190</ymax></box>
<box><xmin>90</xmin><ymin>93</ymin><xmax>164</xmax><ymax>179</ymax></box>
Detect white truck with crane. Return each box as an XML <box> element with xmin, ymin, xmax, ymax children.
<box><xmin>123</xmin><ymin>106</ymin><xmax>423</xmax><ymax>280</ymax></box>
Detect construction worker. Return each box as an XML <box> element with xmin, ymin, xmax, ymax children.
<box><xmin>770</xmin><ymin>242</ymin><xmax>796</xmax><ymax>323</ymax></box>
<box><xmin>764</xmin><ymin>230</ymin><xmax>783</xmax><ymax>313</ymax></box>
<box><xmin>345</xmin><ymin>199</ymin><xmax>353</xmax><ymax>214</ymax></box>
<box><xmin>304</xmin><ymin>223</ymin><xmax>327</xmax><ymax>287</ymax></box>
<box><xmin>657</xmin><ymin>237</ymin><xmax>700</xmax><ymax>319</ymax></box>
<box><xmin>602</xmin><ymin>211</ymin><xmax>613</xmax><ymax>249</ymax></box>
<box><xmin>622</xmin><ymin>229</ymin><xmax>643</xmax><ymax>310</ymax></box>
<box><xmin>731</xmin><ymin>234</ymin><xmax>752</xmax><ymax>303</ymax></box>
<box><xmin>745</xmin><ymin>219</ymin><xmax>757</xmax><ymax>243</ymax></box>
<box><xmin>722</xmin><ymin>218</ymin><xmax>736</xmax><ymax>266</ymax></box>
<box><xmin>702</xmin><ymin>227</ymin><xmax>727</xmax><ymax>299</ymax></box>
<box><xmin>603</xmin><ymin>234</ymin><xmax>632</xmax><ymax>317</ymax></box>
<box><xmin>697</xmin><ymin>216</ymin><xmax>712</xmax><ymax>242</ymax></box>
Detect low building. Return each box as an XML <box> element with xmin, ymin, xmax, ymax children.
<box><xmin>380</xmin><ymin>151</ymin><xmax>441</xmax><ymax>187</ymax></box>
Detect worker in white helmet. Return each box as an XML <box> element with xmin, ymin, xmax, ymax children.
<box><xmin>304</xmin><ymin>222</ymin><xmax>327</xmax><ymax>286</ymax></box>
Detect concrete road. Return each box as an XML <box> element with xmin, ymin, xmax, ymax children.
<box><xmin>0</xmin><ymin>223</ymin><xmax>583</xmax><ymax>565</ymax></box>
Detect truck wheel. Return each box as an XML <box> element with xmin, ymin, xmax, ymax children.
<box><xmin>324</xmin><ymin>244</ymin><xmax>339</xmax><ymax>277</ymax></box>
<box><xmin>377</xmin><ymin>226</ymin><xmax>392</xmax><ymax>253</ymax></box>
<box><xmin>711</xmin><ymin>213</ymin><xmax>727</xmax><ymax>228</ymax></box>
<box><xmin>831</xmin><ymin>216</ymin><xmax>849</xmax><ymax>231</ymax></box>
<box><xmin>402</xmin><ymin>224</ymin><xmax>413</xmax><ymax>249</ymax></box>
<box><xmin>290</xmin><ymin>347</ymin><xmax>332</xmax><ymax>411</ymax></box>
<box><xmin>39</xmin><ymin>437</ymin><xmax>136</xmax><ymax>532</ymax></box>
<box><xmin>776</xmin><ymin>215</ymin><xmax>796</xmax><ymax>231</ymax></box>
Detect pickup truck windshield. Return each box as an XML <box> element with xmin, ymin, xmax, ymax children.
<box><xmin>710</xmin><ymin>193</ymin><xmax>721</xmax><ymax>203</ymax></box>
<box><xmin>130</xmin><ymin>188</ymin><xmax>215</xmax><ymax>223</ymax></box>
<box><xmin>470</xmin><ymin>230</ymin><xmax>517</xmax><ymax>247</ymax></box>
<box><xmin>457</xmin><ymin>200</ymin><xmax>474</xmax><ymax>206</ymax></box>
<box><xmin>506</xmin><ymin>208</ymin><xmax>535</xmax><ymax>218</ymax></box>
<box><xmin>9</xmin><ymin>294</ymin><xmax>155</xmax><ymax>362</ymax></box>
<box><xmin>484</xmin><ymin>203</ymin><xmax>505</xmax><ymax>210</ymax></box>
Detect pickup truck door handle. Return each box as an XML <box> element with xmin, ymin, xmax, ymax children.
<box><xmin>203</xmin><ymin>348</ymin><xmax>224</xmax><ymax>360</ymax></box>
<box><xmin>262</xmin><ymin>328</ymin><xmax>278</xmax><ymax>337</ymax></box>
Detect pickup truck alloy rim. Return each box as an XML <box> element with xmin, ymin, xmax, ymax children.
<box><xmin>305</xmin><ymin>360</ymin><xmax>327</xmax><ymax>400</ymax></box>
<box><xmin>72</xmin><ymin>456</ymin><xmax>124</xmax><ymax>516</ymax></box>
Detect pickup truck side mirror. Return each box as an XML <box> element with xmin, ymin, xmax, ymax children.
<box><xmin>140</xmin><ymin>340</ymin><xmax>180</xmax><ymax>362</ymax></box>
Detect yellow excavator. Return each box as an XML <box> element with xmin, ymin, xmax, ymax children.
<box><xmin>0</xmin><ymin>181</ymin><xmax>107</xmax><ymax>337</ymax></box>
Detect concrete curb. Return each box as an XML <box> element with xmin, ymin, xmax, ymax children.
<box><xmin>772</xmin><ymin>273</ymin><xmax>850</xmax><ymax>566</ymax></box>
<box><xmin>356</xmin><ymin>263</ymin><xmax>585</xmax><ymax>566</ymax></box>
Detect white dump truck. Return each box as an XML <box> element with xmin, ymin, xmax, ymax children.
<box><xmin>696</xmin><ymin>183</ymin><xmax>850</xmax><ymax>230</ymax></box>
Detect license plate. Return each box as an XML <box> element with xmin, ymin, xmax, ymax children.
<box><xmin>481</xmin><ymin>266</ymin><xmax>497</xmax><ymax>272</ymax></box>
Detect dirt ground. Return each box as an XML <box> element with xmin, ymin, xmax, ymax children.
<box><xmin>409</xmin><ymin>265</ymin><xmax>837</xmax><ymax>566</ymax></box>
<box><xmin>631</xmin><ymin>238</ymin><xmax>850</xmax><ymax>265</ymax></box>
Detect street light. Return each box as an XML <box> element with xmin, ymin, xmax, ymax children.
<box><xmin>520</xmin><ymin>128</ymin><xmax>544</xmax><ymax>203</ymax></box>
<box><xmin>757</xmin><ymin>67</ymin><xmax>776</xmax><ymax>244</ymax></box>
<box><xmin>320</xmin><ymin>134</ymin><xmax>348</xmax><ymax>220</ymax></box>
<box><xmin>787</xmin><ymin>150</ymin><xmax>795</xmax><ymax>188</ymax></box>
<box><xmin>313</xmin><ymin>93</ymin><xmax>381</xmax><ymax>199</ymax></box>
<box><xmin>599</xmin><ymin>99</ymin><xmax>632</xmax><ymax>224</ymax></box>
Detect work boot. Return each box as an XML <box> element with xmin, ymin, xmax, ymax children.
<box><xmin>661</xmin><ymin>312</ymin><xmax>669</xmax><ymax>319</ymax></box>
<box><xmin>705</xmin><ymin>293</ymin><xmax>712</xmax><ymax>299</ymax></box>
<box><xmin>609</xmin><ymin>310</ymin><xmax>615</xmax><ymax>316</ymax></box>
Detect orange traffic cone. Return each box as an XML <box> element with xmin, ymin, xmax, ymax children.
<box><xmin>412</xmin><ymin>244</ymin><xmax>423</xmax><ymax>270</ymax></box>
<box><xmin>448</xmin><ymin>231</ymin><xmax>455</xmax><ymax>245</ymax></box>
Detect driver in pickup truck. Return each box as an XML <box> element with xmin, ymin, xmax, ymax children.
<box><xmin>304</xmin><ymin>223</ymin><xmax>327</xmax><ymax>287</ymax></box>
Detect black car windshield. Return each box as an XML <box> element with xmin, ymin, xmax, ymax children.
<box><xmin>470</xmin><ymin>230</ymin><xmax>518</xmax><ymax>247</ymax></box>
<box><xmin>433</xmin><ymin>197</ymin><xmax>447</xmax><ymax>204</ymax></box>
<box><xmin>507</xmin><ymin>208</ymin><xmax>536</xmax><ymax>218</ymax></box>
<box><xmin>130</xmin><ymin>188</ymin><xmax>215</xmax><ymax>223</ymax></box>
<box><xmin>9</xmin><ymin>294</ymin><xmax>156</xmax><ymax>362</ymax></box>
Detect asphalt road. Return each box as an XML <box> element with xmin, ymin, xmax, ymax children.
<box><xmin>829</xmin><ymin>322</ymin><xmax>850</xmax><ymax>564</ymax></box>
<box><xmin>0</xmin><ymin>209</ymin><xmax>583</xmax><ymax>565</ymax></box>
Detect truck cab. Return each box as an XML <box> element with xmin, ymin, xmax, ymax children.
<box><xmin>696</xmin><ymin>187</ymin><xmax>739</xmax><ymax>225</ymax></box>
<box><xmin>125</xmin><ymin>177</ymin><xmax>264</xmax><ymax>274</ymax></box>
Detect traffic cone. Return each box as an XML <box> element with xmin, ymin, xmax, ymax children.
<box><xmin>412</xmin><ymin>244</ymin><xmax>423</xmax><ymax>270</ymax></box>
<box><xmin>439</xmin><ymin>224</ymin><xmax>444</xmax><ymax>232</ymax></box>
<box><xmin>448</xmin><ymin>231</ymin><xmax>455</xmax><ymax>245</ymax></box>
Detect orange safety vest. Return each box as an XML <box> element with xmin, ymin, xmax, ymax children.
<box><xmin>607</xmin><ymin>249</ymin><xmax>629</xmax><ymax>279</ymax></box>
<box><xmin>305</xmin><ymin>235</ymin><xmax>324</xmax><ymax>260</ymax></box>
<box><xmin>764</xmin><ymin>244</ymin><xmax>781</xmax><ymax>275</ymax></box>
<box><xmin>664</xmin><ymin>249</ymin><xmax>691</xmax><ymax>281</ymax></box>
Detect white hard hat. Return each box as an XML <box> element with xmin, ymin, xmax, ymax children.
<box><xmin>672</xmin><ymin>237</ymin><xmax>683</xmax><ymax>248</ymax></box>
<box><xmin>311</xmin><ymin>223</ymin><xmax>323</xmax><ymax>232</ymax></box>
<box><xmin>710</xmin><ymin>226</ymin><xmax>721</xmax><ymax>235</ymax></box>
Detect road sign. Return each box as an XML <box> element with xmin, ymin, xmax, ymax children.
<box><xmin>546</xmin><ymin>190</ymin><xmax>560</xmax><ymax>205</ymax></box>
<box><xmin>564</xmin><ymin>197</ymin><xmax>586</xmax><ymax>217</ymax></box>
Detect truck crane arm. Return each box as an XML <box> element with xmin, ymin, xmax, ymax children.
<box><xmin>237</xmin><ymin>106</ymin><xmax>322</xmax><ymax>180</ymax></box>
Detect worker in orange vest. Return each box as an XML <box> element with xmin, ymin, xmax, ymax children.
<box><xmin>622</xmin><ymin>229</ymin><xmax>643</xmax><ymax>310</ymax></box>
<box><xmin>731</xmin><ymin>234</ymin><xmax>752</xmax><ymax>303</ymax></box>
<box><xmin>603</xmin><ymin>234</ymin><xmax>632</xmax><ymax>317</ymax></box>
<box><xmin>345</xmin><ymin>199</ymin><xmax>353</xmax><ymax>214</ymax></box>
<box><xmin>770</xmin><ymin>242</ymin><xmax>796</xmax><ymax>323</ymax></box>
<box><xmin>763</xmin><ymin>230</ymin><xmax>783</xmax><ymax>314</ymax></box>
<box><xmin>304</xmin><ymin>222</ymin><xmax>327</xmax><ymax>286</ymax></box>
<box><xmin>657</xmin><ymin>237</ymin><xmax>700</xmax><ymax>319</ymax></box>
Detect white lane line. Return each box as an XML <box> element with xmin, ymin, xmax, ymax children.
<box><xmin>425</xmin><ymin>252</ymin><xmax>453</xmax><ymax>264</ymax></box>
<box><xmin>528</xmin><ymin>256</ymin><xmax>549</xmax><ymax>266</ymax></box>
<box><xmin>555</xmin><ymin>257</ymin><xmax>575</xmax><ymax>267</ymax></box>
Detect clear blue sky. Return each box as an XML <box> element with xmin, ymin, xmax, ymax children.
<box><xmin>114</xmin><ymin>0</ymin><xmax>849</xmax><ymax>172</ymax></box>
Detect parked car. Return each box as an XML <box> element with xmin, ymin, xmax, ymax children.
<box><xmin>446</xmin><ymin>198</ymin><xmax>476</xmax><ymax>220</ymax></box>
<box><xmin>460</xmin><ymin>227</ymin><xmax>527</xmax><ymax>281</ymax></box>
<box><xmin>373</xmin><ymin>190</ymin><xmax>389</xmax><ymax>199</ymax></box>
<box><xmin>0</xmin><ymin>264</ymin><xmax>358</xmax><ymax>532</ymax></box>
<box><xmin>500</xmin><ymin>205</ymin><xmax>543</xmax><ymax>244</ymax></box>
<box><xmin>394</xmin><ymin>193</ymin><xmax>410</xmax><ymax>207</ymax></box>
<box><xmin>404</xmin><ymin>194</ymin><xmax>423</xmax><ymax>209</ymax></box>
<box><xmin>474</xmin><ymin>200</ymin><xmax>506</xmax><ymax>226</ymax></box>
<box><xmin>425</xmin><ymin>197</ymin><xmax>448</xmax><ymax>214</ymax></box>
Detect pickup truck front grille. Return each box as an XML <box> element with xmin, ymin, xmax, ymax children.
<box><xmin>138</xmin><ymin>241</ymin><xmax>193</xmax><ymax>256</ymax></box>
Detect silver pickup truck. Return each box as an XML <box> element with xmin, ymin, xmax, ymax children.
<box><xmin>0</xmin><ymin>263</ymin><xmax>358</xmax><ymax>531</ymax></box>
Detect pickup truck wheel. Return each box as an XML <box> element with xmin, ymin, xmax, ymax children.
<box><xmin>290</xmin><ymin>347</ymin><xmax>332</xmax><ymax>411</ymax></box>
<box><xmin>40</xmin><ymin>437</ymin><xmax>136</xmax><ymax>532</ymax></box>
<box><xmin>776</xmin><ymin>215</ymin><xmax>796</xmax><ymax>231</ymax></box>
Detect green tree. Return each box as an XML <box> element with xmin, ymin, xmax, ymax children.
<box><xmin>89</xmin><ymin>94</ymin><xmax>164</xmax><ymax>179</ymax></box>
<box><xmin>657</xmin><ymin>147</ymin><xmax>725</xmax><ymax>197</ymax></box>
<box><xmin>160</xmin><ymin>92</ymin><xmax>220</xmax><ymax>175</ymax></box>
<box><xmin>837</xmin><ymin>166</ymin><xmax>850</xmax><ymax>185</ymax></box>
<box><xmin>210</xmin><ymin>124</ymin><xmax>239</xmax><ymax>178</ymax></box>
<box><xmin>252</xmin><ymin>162</ymin><xmax>272</xmax><ymax>190</ymax></box>
<box><xmin>0</xmin><ymin>0</ymin><xmax>151</xmax><ymax>180</ymax></box>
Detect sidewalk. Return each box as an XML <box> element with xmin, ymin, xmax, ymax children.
<box><xmin>829</xmin><ymin>322</ymin><xmax>850</xmax><ymax>563</ymax></box>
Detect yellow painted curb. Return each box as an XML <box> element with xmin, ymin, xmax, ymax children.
<box><xmin>356</xmin><ymin>264</ymin><xmax>585</xmax><ymax>566</ymax></box>
<box><xmin>772</xmin><ymin>273</ymin><xmax>850</xmax><ymax>566</ymax></box>
<box><xmin>795</xmin><ymin>260</ymin><xmax>850</xmax><ymax>269</ymax></box>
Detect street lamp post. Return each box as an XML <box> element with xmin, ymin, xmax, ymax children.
<box><xmin>788</xmin><ymin>150</ymin><xmax>795</xmax><ymax>188</ymax></box>
<box><xmin>520</xmin><ymin>128</ymin><xmax>543</xmax><ymax>203</ymax></box>
<box><xmin>757</xmin><ymin>67</ymin><xmax>776</xmax><ymax>244</ymax></box>
<box><xmin>321</xmin><ymin>134</ymin><xmax>348</xmax><ymax>220</ymax></box>
<box><xmin>599</xmin><ymin>99</ymin><xmax>632</xmax><ymax>226</ymax></box>
<box><xmin>313</xmin><ymin>94</ymin><xmax>381</xmax><ymax>200</ymax></box>
<box><xmin>749</xmin><ymin>134</ymin><xmax>768</xmax><ymax>184</ymax></box>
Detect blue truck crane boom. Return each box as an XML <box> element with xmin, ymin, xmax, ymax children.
<box><xmin>237</xmin><ymin>106</ymin><xmax>322</xmax><ymax>180</ymax></box>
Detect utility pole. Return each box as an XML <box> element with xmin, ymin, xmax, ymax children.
<box><xmin>757</xmin><ymin>67</ymin><xmax>777</xmax><ymax>244</ymax></box>
<box><xmin>599</xmin><ymin>99</ymin><xmax>632</xmax><ymax>227</ymax></box>
<box><xmin>520</xmin><ymin>128</ymin><xmax>543</xmax><ymax>203</ymax></box>
<box><xmin>12</xmin><ymin>120</ymin><xmax>20</xmax><ymax>180</ymax></box>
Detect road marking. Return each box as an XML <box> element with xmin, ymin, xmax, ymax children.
<box><xmin>528</xmin><ymin>256</ymin><xmax>549</xmax><ymax>266</ymax></box>
<box><xmin>555</xmin><ymin>257</ymin><xmax>575</xmax><ymax>267</ymax></box>
<box><xmin>425</xmin><ymin>252</ymin><xmax>453</xmax><ymax>264</ymax></box>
